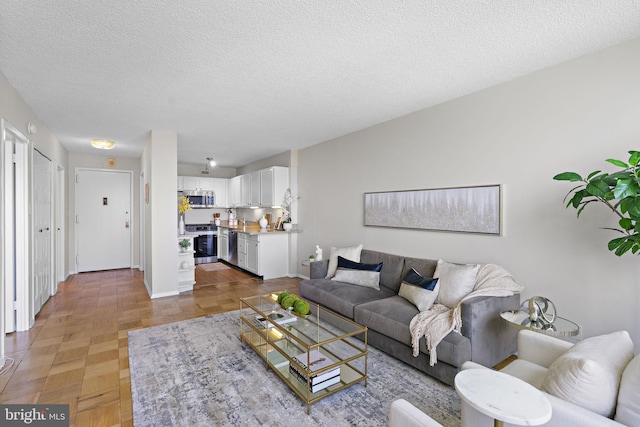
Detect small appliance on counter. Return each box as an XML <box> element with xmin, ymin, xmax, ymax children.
<box><xmin>184</xmin><ymin>224</ymin><xmax>218</xmax><ymax>264</ymax></box>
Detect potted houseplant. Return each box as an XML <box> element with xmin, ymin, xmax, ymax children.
<box><xmin>553</xmin><ymin>150</ymin><xmax>640</xmax><ymax>256</ymax></box>
<box><xmin>179</xmin><ymin>238</ymin><xmax>192</xmax><ymax>252</ymax></box>
<box><xmin>282</xmin><ymin>188</ymin><xmax>295</xmax><ymax>231</ymax></box>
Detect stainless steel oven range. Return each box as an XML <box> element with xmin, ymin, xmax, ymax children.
<box><xmin>184</xmin><ymin>224</ymin><xmax>218</xmax><ymax>264</ymax></box>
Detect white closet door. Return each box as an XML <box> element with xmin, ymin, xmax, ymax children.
<box><xmin>76</xmin><ymin>169</ymin><xmax>131</xmax><ymax>272</ymax></box>
<box><xmin>33</xmin><ymin>150</ymin><xmax>52</xmax><ymax>315</ymax></box>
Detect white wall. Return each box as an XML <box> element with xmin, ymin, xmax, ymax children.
<box><xmin>142</xmin><ymin>131</ymin><xmax>179</xmax><ymax>297</ymax></box>
<box><xmin>297</xmin><ymin>37</ymin><xmax>640</xmax><ymax>348</ymax></box>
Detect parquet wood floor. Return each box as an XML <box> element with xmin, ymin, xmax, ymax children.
<box><xmin>0</xmin><ymin>264</ymin><xmax>300</xmax><ymax>426</ymax></box>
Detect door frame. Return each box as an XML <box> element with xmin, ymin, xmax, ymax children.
<box><xmin>55</xmin><ymin>163</ymin><xmax>66</xmax><ymax>286</ymax></box>
<box><xmin>74</xmin><ymin>168</ymin><xmax>134</xmax><ymax>272</ymax></box>
<box><xmin>1</xmin><ymin>119</ymin><xmax>31</xmax><ymax>333</ymax></box>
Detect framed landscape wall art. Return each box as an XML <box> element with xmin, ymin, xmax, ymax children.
<box><xmin>364</xmin><ymin>184</ymin><xmax>501</xmax><ymax>235</ymax></box>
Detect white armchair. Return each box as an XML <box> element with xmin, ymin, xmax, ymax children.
<box><xmin>389</xmin><ymin>399</ymin><xmax>444</xmax><ymax>427</ymax></box>
<box><xmin>391</xmin><ymin>329</ymin><xmax>640</xmax><ymax>427</ymax></box>
<box><xmin>461</xmin><ymin>330</ymin><xmax>639</xmax><ymax>427</ymax></box>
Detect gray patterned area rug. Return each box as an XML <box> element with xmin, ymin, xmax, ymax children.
<box><xmin>129</xmin><ymin>310</ymin><xmax>460</xmax><ymax>426</ymax></box>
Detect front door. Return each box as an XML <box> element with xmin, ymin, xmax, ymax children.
<box><xmin>76</xmin><ymin>169</ymin><xmax>132</xmax><ymax>272</ymax></box>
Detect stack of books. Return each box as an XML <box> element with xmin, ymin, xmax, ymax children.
<box><xmin>289</xmin><ymin>349</ymin><xmax>341</xmax><ymax>393</ymax></box>
<box><xmin>255</xmin><ymin>310</ymin><xmax>297</xmax><ymax>329</ymax></box>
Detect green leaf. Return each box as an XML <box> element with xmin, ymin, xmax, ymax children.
<box><xmin>607</xmin><ymin>158</ymin><xmax>629</xmax><ymax>168</ymax></box>
<box><xmin>553</xmin><ymin>172</ymin><xmax>582</xmax><ymax>182</ymax></box>
<box><xmin>619</xmin><ymin>218</ymin><xmax>633</xmax><ymax>230</ymax></box>
<box><xmin>586</xmin><ymin>170</ymin><xmax>602</xmax><ymax>180</ymax></box>
<box><xmin>576</xmin><ymin>200</ymin><xmax>596</xmax><ymax>217</ymax></box>
<box><xmin>614</xmin><ymin>179</ymin><xmax>640</xmax><ymax>199</ymax></box>
<box><xmin>629</xmin><ymin>151</ymin><xmax>640</xmax><ymax>167</ymax></box>
<box><xmin>628</xmin><ymin>198</ymin><xmax>640</xmax><ymax>219</ymax></box>
<box><xmin>585</xmin><ymin>179</ymin><xmax>611</xmax><ymax>197</ymax></box>
<box><xmin>568</xmin><ymin>190</ymin><xmax>587</xmax><ymax>209</ymax></box>
<box><xmin>608</xmin><ymin>237</ymin><xmax>626</xmax><ymax>251</ymax></box>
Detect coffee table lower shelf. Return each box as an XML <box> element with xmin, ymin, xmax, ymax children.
<box><xmin>240</xmin><ymin>330</ymin><xmax>367</xmax><ymax>414</ymax></box>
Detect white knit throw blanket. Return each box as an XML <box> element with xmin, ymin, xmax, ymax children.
<box><xmin>409</xmin><ymin>263</ymin><xmax>524</xmax><ymax>366</ymax></box>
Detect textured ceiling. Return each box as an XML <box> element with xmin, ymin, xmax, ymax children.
<box><xmin>1</xmin><ymin>1</ymin><xmax>640</xmax><ymax>167</ymax></box>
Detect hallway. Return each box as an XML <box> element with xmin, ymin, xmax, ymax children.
<box><xmin>0</xmin><ymin>266</ymin><xmax>300</xmax><ymax>426</ymax></box>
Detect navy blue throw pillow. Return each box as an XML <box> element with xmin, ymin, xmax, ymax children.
<box><xmin>337</xmin><ymin>256</ymin><xmax>383</xmax><ymax>272</ymax></box>
<box><xmin>403</xmin><ymin>268</ymin><xmax>438</xmax><ymax>291</ymax></box>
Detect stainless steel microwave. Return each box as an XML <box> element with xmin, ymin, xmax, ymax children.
<box><xmin>182</xmin><ymin>190</ymin><xmax>215</xmax><ymax>208</ymax></box>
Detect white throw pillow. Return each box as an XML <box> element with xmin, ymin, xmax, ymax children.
<box><xmin>433</xmin><ymin>260</ymin><xmax>479</xmax><ymax>308</ymax></box>
<box><xmin>331</xmin><ymin>268</ymin><xmax>380</xmax><ymax>289</ymax></box>
<box><xmin>399</xmin><ymin>281</ymin><xmax>439</xmax><ymax>312</ymax></box>
<box><xmin>325</xmin><ymin>244</ymin><xmax>362</xmax><ymax>278</ymax></box>
<box><xmin>541</xmin><ymin>330</ymin><xmax>634</xmax><ymax>418</ymax></box>
<box><xmin>615</xmin><ymin>353</ymin><xmax>640</xmax><ymax>425</ymax></box>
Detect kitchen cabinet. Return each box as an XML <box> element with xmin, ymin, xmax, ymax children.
<box><xmin>228</xmin><ymin>165</ymin><xmax>288</xmax><ymax>208</ymax></box>
<box><xmin>229</xmin><ymin>176</ymin><xmax>241</xmax><ymax>207</ymax></box>
<box><xmin>260</xmin><ymin>166</ymin><xmax>289</xmax><ymax>207</ymax></box>
<box><xmin>240</xmin><ymin>174</ymin><xmax>252</xmax><ymax>206</ymax></box>
<box><xmin>177</xmin><ymin>236</ymin><xmax>195</xmax><ymax>292</ymax></box>
<box><xmin>181</xmin><ymin>176</ymin><xmax>200</xmax><ymax>191</ymax></box>
<box><xmin>178</xmin><ymin>176</ymin><xmax>229</xmax><ymax>207</ymax></box>
<box><xmin>218</xmin><ymin>228</ymin><xmax>229</xmax><ymax>261</ymax></box>
<box><xmin>250</xmin><ymin>171</ymin><xmax>261</xmax><ymax>206</ymax></box>
<box><xmin>237</xmin><ymin>231</ymin><xmax>289</xmax><ymax>279</ymax></box>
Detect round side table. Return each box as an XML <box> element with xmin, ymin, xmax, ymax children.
<box><xmin>455</xmin><ymin>369</ymin><xmax>551</xmax><ymax>427</ymax></box>
<box><xmin>500</xmin><ymin>310</ymin><xmax>580</xmax><ymax>338</ymax></box>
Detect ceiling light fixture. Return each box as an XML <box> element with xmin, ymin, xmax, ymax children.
<box><xmin>206</xmin><ymin>157</ymin><xmax>216</xmax><ymax>168</ymax></box>
<box><xmin>91</xmin><ymin>139</ymin><xmax>115</xmax><ymax>150</ymax></box>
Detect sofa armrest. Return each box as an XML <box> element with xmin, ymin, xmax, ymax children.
<box><xmin>310</xmin><ymin>259</ymin><xmax>329</xmax><ymax>279</ymax></box>
<box><xmin>389</xmin><ymin>399</ymin><xmax>443</xmax><ymax>427</ymax></box>
<box><xmin>460</xmin><ymin>294</ymin><xmax>520</xmax><ymax>367</ymax></box>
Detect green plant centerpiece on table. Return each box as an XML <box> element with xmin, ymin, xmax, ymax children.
<box><xmin>277</xmin><ymin>291</ymin><xmax>310</xmax><ymax>315</ymax></box>
<box><xmin>554</xmin><ymin>150</ymin><xmax>640</xmax><ymax>256</ymax></box>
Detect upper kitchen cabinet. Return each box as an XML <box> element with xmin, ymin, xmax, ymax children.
<box><xmin>260</xmin><ymin>166</ymin><xmax>289</xmax><ymax>207</ymax></box>
<box><xmin>240</xmin><ymin>174</ymin><xmax>252</xmax><ymax>206</ymax></box>
<box><xmin>229</xmin><ymin>175</ymin><xmax>242</xmax><ymax>207</ymax></box>
<box><xmin>250</xmin><ymin>171</ymin><xmax>261</xmax><ymax>206</ymax></box>
<box><xmin>178</xmin><ymin>176</ymin><xmax>229</xmax><ymax>207</ymax></box>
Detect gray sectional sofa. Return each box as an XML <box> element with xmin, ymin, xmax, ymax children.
<box><xmin>299</xmin><ymin>249</ymin><xmax>520</xmax><ymax>386</ymax></box>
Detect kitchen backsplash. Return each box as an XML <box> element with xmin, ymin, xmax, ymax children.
<box><xmin>183</xmin><ymin>207</ymin><xmax>284</xmax><ymax>226</ymax></box>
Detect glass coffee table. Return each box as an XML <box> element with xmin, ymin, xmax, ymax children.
<box><xmin>239</xmin><ymin>293</ymin><xmax>368</xmax><ymax>414</ymax></box>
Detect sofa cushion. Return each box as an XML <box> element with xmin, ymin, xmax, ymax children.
<box><xmin>326</xmin><ymin>244</ymin><xmax>363</xmax><ymax>278</ymax></box>
<box><xmin>541</xmin><ymin>330</ymin><xmax>634</xmax><ymax>418</ymax></box>
<box><xmin>433</xmin><ymin>260</ymin><xmax>479</xmax><ymax>308</ymax></box>
<box><xmin>359</xmin><ymin>250</ymin><xmax>406</xmax><ymax>292</ymax></box>
<box><xmin>336</xmin><ymin>256</ymin><xmax>383</xmax><ymax>272</ymax></box>
<box><xmin>299</xmin><ymin>278</ymin><xmax>395</xmax><ymax>319</ymax></box>
<box><xmin>615</xmin><ymin>353</ymin><xmax>640</xmax><ymax>425</ymax></box>
<box><xmin>499</xmin><ymin>359</ymin><xmax>548</xmax><ymax>389</ymax></box>
<box><xmin>354</xmin><ymin>296</ymin><xmax>471</xmax><ymax>367</ymax></box>
<box><xmin>332</xmin><ymin>268</ymin><xmax>381</xmax><ymax>289</ymax></box>
<box><xmin>398</xmin><ymin>269</ymin><xmax>439</xmax><ymax>311</ymax></box>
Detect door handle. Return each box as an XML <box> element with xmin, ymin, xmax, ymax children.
<box><xmin>125</xmin><ymin>219</ymin><xmax>129</xmax><ymax>228</ymax></box>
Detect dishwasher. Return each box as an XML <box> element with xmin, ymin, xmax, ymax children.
<box><xmin>228</xmin><ymin>230</ymin><xmax>238</xmax><ymax>266</ymax></box>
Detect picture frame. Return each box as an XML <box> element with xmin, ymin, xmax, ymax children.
<box><xmin>364</xmin><ymin>184</ymin><xmax>501</xmax><ymax>234</ymax></box>
<box><xmin>274</xmin><ymin>216</ymin><xmax>282</xmax><ymax>230</ymax></box>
